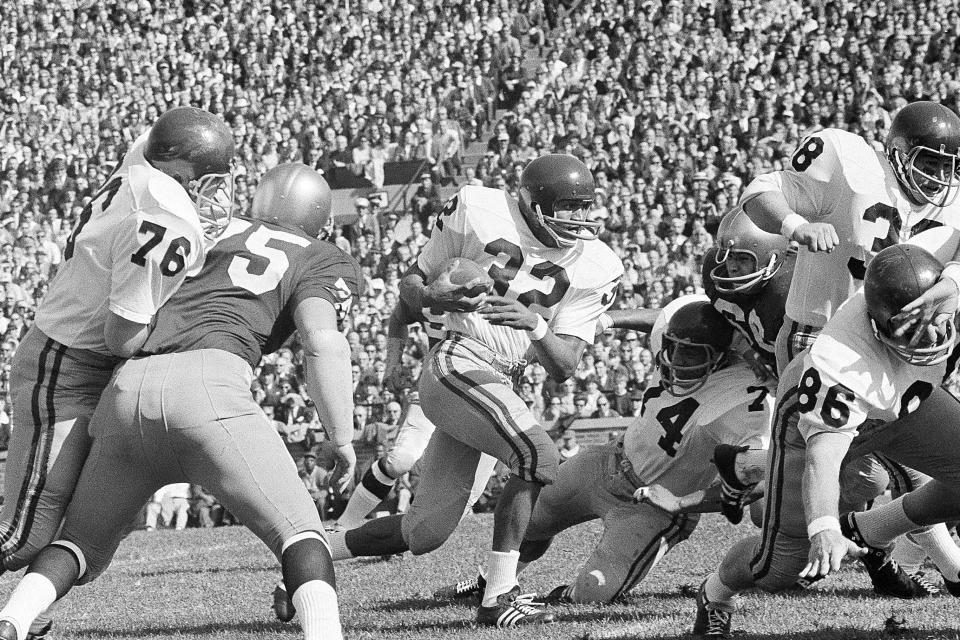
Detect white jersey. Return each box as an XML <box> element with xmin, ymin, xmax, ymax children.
<box><xmin>34</xmin><ymin>131</ymin><xmax>207</xmax><ymax>354</ymax></box>
<box><xmin>741</xmin><ymin>128</ymin><xmax>960</xmax><ymax>328</ymax></box>
<box><xmin>623</xmin><ymin>362</ymin><xmax>773</xmax><ymax>498</ymax></box>
<box><xmin>795</xmin><ymin>226</ymin><xmax>960</xmax><ymax>442</ymax></box>
<box><xmin>416</xmin><ymin>186</ymin><xmax>623</xmax><ymax>362</ymax></box>
<box><xmin>794</xmin><ymin>290</ymin><xmax>956</xmax><ymax>443</ymax></box>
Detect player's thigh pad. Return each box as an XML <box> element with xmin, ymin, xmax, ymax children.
<box><xmin>749</xmin><ymin>385</ymin><xmax>810</xmax><ymax>592</ymax></box>
<box><xmin>386</xmin><ymin>398</ymin><xmax>435</xmax><ymax>475</ymax></box>
<box><xmin>571</xmin><ymin>505</ymin><xmax>697</xmax><ymax>603</ymax></box>
<box><xmin>58</xmin><ymin>363</ymin><xmax>163</xmax><ymax>582</ymax></box>
<box><xmin>155</xmin><ymin>349</ymin><xmax>324</xmax><ymax>557</ymax></box>
<box><xmin>401</xmin><ymin>429</ymin><xmax>482</xmax><ymax>555</ymax></box>
<box><xmin>525</xmin><ymin>443</ymin><xmax>615</xmax><ymax>542</ymax></box>
<box><xmin>1</xmin><ymin>328</ymin><xmax>115</xmax><ymax>569</ymax></box>
<box><xmin>420</xmin><ymin>340</ymin><xmax>558</xmax><ymax>484</ymax></box>
<box><xmin>866</xmin><ymin>387</ymin><xmax>960</xmax><ymax>487</ymax></box>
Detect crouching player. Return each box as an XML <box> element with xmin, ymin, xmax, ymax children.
<box><xmin>436</xmin><ymin>297</ymin><xmax>773</xmax><ymax>603</ymax></box>
<box><xmin>0</xmin><ymin>164</ymin><xmax>361</xmax><ymax>640</ymax></box>
<box><xmin>694</xmin><ymin>238</ymin><xmax>960</xmax><ymax>637</ymax></box>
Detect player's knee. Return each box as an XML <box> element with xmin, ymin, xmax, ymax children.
<box><xmin>752</xmin><ymin>555</ymin><xmax>808</xmax><ymax>594</ymax></box>
<box><xmin>570</xmin><ymin>570</ymin><xmax>619</xmax><ymax>603</ymax></box>
<box><xmin>513</xmin><ymin>431</ymin><xmax>560</xmax><ymax>485</ymax></box>
<box><xmin>383</xmin><ymin>448</ymin><xmax>417</xmax><ymax>477</ymax></box>
<box><xmin>404</xmin><ymin>514</ymin><xmax>458</xmax><ymax>556</ymax></box>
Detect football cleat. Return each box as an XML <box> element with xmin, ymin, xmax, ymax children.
<box><xmin>27</xmin><ymin>617</ymin><xmax>52</xmax><ymax>640</ymax></box>
<box><xmin>693</xmin><ymin>580</ymin><xmax>733</xmax><ymax>638</ymax></box>
<box><xmin>476</xmin><ymin>586</ymin><xmax>555</xmax><ymax>627</ymax></box>
<box><xmin>539</xmin><ymin>584</ymin><xmax>573</xmax><ymax>605</ymax></box>
<box><xmin>841</xmin><ymin>513</ymin><xmax>937</xmax><ymax>598</ymax></box>
<box><xmin>0</xmin><ymin>620</ymin><xmax>18</xmax><ymax>640</ymax></box>
<box><xmin>272</xmin><ymin>583</ymin><xmax>296</xmax><ymax>623</ymax></box>
<box><xmin>909</xmin><ymin>571</ymin><xmax>941</xmax><ymax>597</ymax></box>
<box><xmin>434</xmin><ymin>573</ymin><xmax>485</xmax><ymax>601</ymax></box>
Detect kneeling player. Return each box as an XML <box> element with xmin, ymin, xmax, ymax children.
<box><xmin>0</xmin><ymin>164</ymin><xmax>361</xmax><ymax>640</ymax></box>
<box><xmin>437</xmin><ymin>298</ymin><xmax>773</xmax><ymax>603</ymax></box>
<box><xmin>695</xmin><ymin>239</ymin><xmax>960</xmax><ymax>637</ymax></box>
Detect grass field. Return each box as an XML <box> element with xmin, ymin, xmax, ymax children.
<box><xmin>3</xmin><ymin>513</ymin><xmax>960</xmax><ymax>640</ymax></box>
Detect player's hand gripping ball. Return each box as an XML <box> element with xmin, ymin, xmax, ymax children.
<box><xmin>426</xmin><ymin>258</ymin><xmax>493</xmax><ymax>312</ymax></box>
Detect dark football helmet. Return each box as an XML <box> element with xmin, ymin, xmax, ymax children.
<box><xmin>711</xmin><ymin>207</ymin><xmax>791</xmax><ymax>295</ymax></box>
<box><xmin>144</xmin><ymin>106</ymin><xmax>236</xmax><ymax>237</ymax></box>
<box><xmin>886</xmin><ymin>101</ymin><xmax>960</xmax><ymax>208</ymax></box>
<box><xmin>658</xmin><ymin>299</ymin><xmax>734</xmax><ymax>396</ymax></box>
<box><xmin>518</xmin><ymin>154</ymin><xmax>600</xmax><ymax>247</ymax></box>
<box><xmin>865</xmin><ymin>244</ymin><xmax>956</xmax><ymax>365</ymax></box>
<box><xmin>251</xmin><ymin>163</ymin><xmax>332</xmax><ymax>238</ymax></box>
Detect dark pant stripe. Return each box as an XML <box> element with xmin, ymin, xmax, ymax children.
<box><xmin>750</xmin><ymin>387</ymin><xmax>798</xmax><ymax>581</ymax></box>
<box><xmin>874</xmin><ymin>454</ymin><xmax>915</xmax><ymax>495</ymax></box>
<box><xmin>434</xmin><ymin>343</ymin><xmax>529</xmax><ymax>480</ymax></box>
<box><xmin>0</xmin><ymin>339</ymin><xmax>62</xmax><ymax>557</ymax></box>
<box><xmin>612</xmin><ymin>514</ymin><xmax>685</xmax><ymax>601</ymax></box>
<box><xmin>448</xmin><ymin>336</ymin><xmax>541</xmax><ymax>479</ymax></box>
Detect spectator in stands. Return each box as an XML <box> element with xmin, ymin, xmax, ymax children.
<box><xmin>301</xmin><ymin>452</ymin><xmax>331</xmax><ymax>517</ymax></box>
<box><xmin>591</xmin><ymin>394</ymin><xmax>620</xmax><ymax>419</ymax></box>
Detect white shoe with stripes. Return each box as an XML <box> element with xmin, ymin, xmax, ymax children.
<box><xmin>476</xmin><ymin>587</ymin><xmax>555</xmax><ymax>627</ymax></box>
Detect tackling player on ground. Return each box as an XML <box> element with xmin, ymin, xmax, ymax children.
<box><xmin>326</xmin><ymin>154</ymin><xmax>622</xmax><ymax>627</ymax></box>
<box><xmin>0</xmin><ymin>164</ymin><xmax>361</xmax><ymax>640</ymax></box>
<box><xmin>435</xmin><ymin>297</ymin><xmax>773</xmax><ymax>604</ymax></box>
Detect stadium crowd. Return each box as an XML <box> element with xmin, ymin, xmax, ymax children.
<box><xmin>3</xmin><ymin>0</ymin><xmax>960</xmax><ymax>518</ymax></box>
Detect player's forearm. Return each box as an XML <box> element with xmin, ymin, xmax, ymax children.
<box><xmin>399</xmin><ymin>264</ymin><xmax>431</xmax><ymax>312</ymax></box>
<box><xmin>598</xmin><ymin>308</ymin><xmax>661</xmax><ymax>334</ymax></box>
<box><xmin>802</xmin><ymin>432</ymin><xmax>849</xmax><ymax>531</ymax></box>
<box><xmin>742</xmin><ymin>191</ymin><xmax>804</xmax><ymax>237</ymax></box>
<box><xmin>302</xmin><ymin>329</ymin><xmax>354</xmax><ymax>447</ymax></box>
<box><xmin>529</xmin><ymin>333</ymin><xmax>584</xmax><ymax>382</ymax></box>
<box><xmin>103</xmin><ymin>312</ymin><xmax>150</xmax><ymax>359</ymax></box>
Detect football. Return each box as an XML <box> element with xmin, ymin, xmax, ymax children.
<box><xmin>437</xmin><ymin>257</ymin><xmax>494</xmax><ymax>298</ymax></box>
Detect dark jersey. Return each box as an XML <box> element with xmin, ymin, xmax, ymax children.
<box><xmin>701</xmin><ymin>247</ymin><xmax>795</xmax><ymax>370</ymax></box>
<box><xmin>140</xmin><ymin>216</ymin><xmax>363</xmax><ymax>368</ymax></box>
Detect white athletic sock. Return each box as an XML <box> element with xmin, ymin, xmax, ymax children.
<box><xmin>891</xmin><ymin>534</ymin><xmax>926</xmax><ymax>575</ymax></box>
<box><xmin>481</xmin><ymin>550</ymin><xmax>520</xmax><ymax>607</ymax></box>
<box><xmin>292</xmin><ymin>580</ymin><xmax>342</xmax><ymax>640</ymax></box>
<box><xmin>910</xmin><ymin>524</ymin><xmax>960</xmax><ymax>582</ymax></box>
<box><xmin>0</xmin><ymin>573</ymin><xmax>58</xmax><ymax>640</ymax></box>
<box><xmin>854</xmin><ymin>497</ymin><xmax>920</xmax><ymax>548</ymax></box>
<box><xmin>703</xmin><ymin>572</ymin><xmax>738</xmax><ymax>607</ymax></box>
<box><xmin>337</xmin><ymin>484</ymin><xmax>384</xmax><ymax>530</ymax></box>
<box><xmin>326</xmin><ymin>531</ymin><xmax>354</xmax><ymax>561</ymax></box>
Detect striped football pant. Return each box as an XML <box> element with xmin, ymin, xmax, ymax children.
<box><xmin>2</xmin><ymin>327</ymin><xmax>117</xmax><ymax>571</ymax></box>
<box><xmin>524</xmin><ymin>441</ymin><xmax>697</xmax><ymax>603</ymax></box>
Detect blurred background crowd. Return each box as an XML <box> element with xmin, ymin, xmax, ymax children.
<box><xmin>3</xmin><ymin>0</ymin><xmax>960</xmax><ymax>524</ymax></box>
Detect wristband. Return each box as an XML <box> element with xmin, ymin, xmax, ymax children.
<box><xmin>527</xmin><ymin>315</ymin><xmax>549</xmax><ymax>341</ymax></box>
<box><xmin>780</xmin><ymin>213</ymin><xmax>807</xmax><ymax>239</ymax></box>
<box><xmin>941</xmin><ymin>262</ymin><xmax>960</xmax><ymax>296</ymax></box>
<box><xmin>806</xmin><ymin>515</ymin><xmax>841</xmax><ymax>539</ymax></box>
<box><xmin>597</xmin><ymin>312</ymin><xmax>613</xmax><ymax>333</ymax></box>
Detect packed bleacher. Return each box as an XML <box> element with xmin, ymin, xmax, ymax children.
<box><xmin>2</xmin><ymin>0</ymin><xmax>960</xmax><ymax>518</ymax></box>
